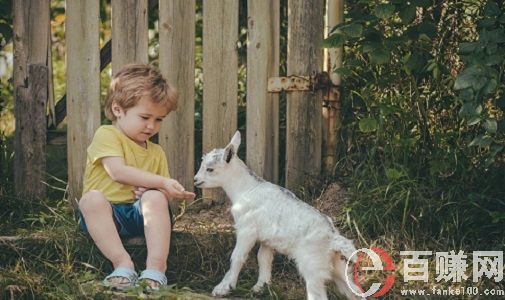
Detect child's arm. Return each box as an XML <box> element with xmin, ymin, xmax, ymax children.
<box><xmin>101</xmin><ymin>156</ymin><xmax>195</xmax><ymax>200</ymax></box>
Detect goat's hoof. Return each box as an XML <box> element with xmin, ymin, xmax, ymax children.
<box><xmin>251</xmin><ymin>282</ymin><xmax>266</xmax><ymax>293</ymax></box>
<box><xmin>212</xmin><ymin>282</ymin><xmax>231</xmax><ymax>296</ymax></box>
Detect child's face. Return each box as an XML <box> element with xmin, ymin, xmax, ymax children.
<box><xmin>112</xmin><ymin>96</ymin><xmax>170</xmax><ymax>146</ymax></box>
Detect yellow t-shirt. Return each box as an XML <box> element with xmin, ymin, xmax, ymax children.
<box><xmin>82</xmin><ymin>125</ymin><xmax>170</xmax><ymax>203</ymax></box>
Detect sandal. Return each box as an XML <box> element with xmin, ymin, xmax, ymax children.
<box><xmin>102</xmin><ymin>267</ymin><xmax>138</xmax><ymax>291</ymax></box>
<box><xmin>137</xmin><ymin>269</ymin><xmax>168</xmax><ymax>291</ymax></box>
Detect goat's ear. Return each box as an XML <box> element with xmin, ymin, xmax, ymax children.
<box><xmin>229</xmin><ymin>130</ymin><xmax>241</xmax><ymax>149</ymax></box>
<box><xmin>223</xmin><ymin>144</ymin><xmax>235</xmax><ymax>163</ymax></box>
<box><xmin>223</xmin><ymin>131</ymin><xmax>241</xmax><ymax>163</ymax></box>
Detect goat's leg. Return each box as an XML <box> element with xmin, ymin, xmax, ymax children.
<box><xmin>333</xmin><ymin>255</ymin><xmax>363</xmax><ymax>300</ymax></box>
<box><xmin>297</xmin><ymin>253</ymin><xmax>330</xmax><ymax>300</ymax></box>
<box><xmin>305</xmin><ymin>278</ymin><xmax>328</xmax><ymax>300</ymax></box>
<box><xmin>212</xmin><ymin>232</ymin><xmax>256</xmax><ymax>296</ymax></box>
<box><xmin>252</xmin><ymin>244</ymin><xmax>274</xmax><ymax>292</ymax></box>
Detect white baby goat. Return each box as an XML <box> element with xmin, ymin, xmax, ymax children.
<box><xmin>194</xmin><ymin>131</ymin><xmax>361</xmax><ymax>300</ymax></box>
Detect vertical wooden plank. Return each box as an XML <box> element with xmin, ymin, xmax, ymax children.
<box><xmin>322</xmin><ymin>0</ymin><xmax>344</xmax><ymax>172</ymax></box>
<box><xmin>111</xmin><ymin>0</ymin><xmax>148</xmax><ymax>74</ymax></box>
<box><xmin>13</xmin><ymin>0</ymin><xmax>28</xmax><ymax>91</ymax></box>
<box><xmin>13</xmin><ymin>0</ymin><xmax>49</xmax><ymax>88</ymax></box>
<box><xmin>14</xmin><ymin>65</ymin><xmax>48</xmax><ymax>200</ymax></box>
<box><xmin>66</xmin><ymin>0</ymin><xmax>101</xmax><ymax>208</ymax></box>
<box><xmin>203</xmin><ymin>0</ymin><xmax>238</xmax><ymax>203</ymax></box>
<box><xmin>13</xmin><ymin>0</ymin><xmax>28</xmax><ymax>198</ymax></box>
<box><xmin>159</xmin><ymin>0</ymin><xmax>196</xmax><ymax>197</ymax></box>
<box><xmin>13</xmin><ymin>0</ymin><xmax>50</xmax><ymax>200</ymax></box>
<box><xmin>26</xmin><ymin>0</ymin><xmax>50</xmax><ymax>65</ymax></box>
<box><xmin>286</xmin><ymin>0</ymin><xmax>324</xmax><ymax>190</ymax></box>
<box><xmin>247</xmin><ymin>0</ymin><xmax>280</xmax><ymax>183</ymax></box>
<box><xmin>13</xmin><ymin>0</ymin><xmax>49</xmax><ymax>98</ymax></box>
<box><xmin>326</xmin><ymin>0</ymin><xmax>344</xmax><ymax>87</ymax></box>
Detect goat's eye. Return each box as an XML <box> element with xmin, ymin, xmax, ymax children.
<box><xmin>206</xmin><ymin>168</ymin><xmax>214</xmax><ymax>173</ymax></box>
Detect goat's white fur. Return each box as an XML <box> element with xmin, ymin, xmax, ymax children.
<box><xmin>194</xmin><ymin>131</ymin><xmax>361</xmax><ymax>300</ymax></box>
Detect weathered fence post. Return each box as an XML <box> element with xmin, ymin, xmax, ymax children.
<box><xmin>14</xmin><ymin>65</ymin><xmax>48</xmax><ymax>200</ymax></box>
<box><xmin>111</xmin><ymin>0</ymin><xmax>148</xmax><ymax>74</ymax></box>
<box><xmin>13</xmin><ymin>0</ymin><xmax>50</xmax><ymax>200</ymax></box>
<box><xmin>246</xmin><ymin>0</ymin><xmax>280</xmax><ymax>184</ymax></box>
<box><xmin>285</xmin><ymin>0</ymin><xmax>324</xmax><ymax>190</ymax></box>
<box><xmin>66</xmin><ymin>0</ymin><xmax>101</xmax><ymax>208</ymax></box>
<box><xmin>159</xmin><ymin>0</ymin><xmax>196</xmax><ymax>203</ymax></box>
<box><xmin>322</xmin><ymin>0</ymin><xmax>344</xmax><ymax>172</ymax></box>
<box><xmin>202</xmin><ymin>0</ymin><xmax>238</xmax><ymax>203</ymax></box>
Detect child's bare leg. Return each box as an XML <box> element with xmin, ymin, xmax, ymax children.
<box><xmin>79</xmin><ymin>190</ymin><xmax>134</xmax><ymax>283</ymax></box>
<box><xmin>141</xmin><ymin>190</ymin><xmax>171</xmax><ymax>287</ymax></box>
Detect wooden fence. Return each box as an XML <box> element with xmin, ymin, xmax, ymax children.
<box><xmin>12</xmin><ymin>0</ymin><xmax>343</xmax><ymax>207</ymax></box>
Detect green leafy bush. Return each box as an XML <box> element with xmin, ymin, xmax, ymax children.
<box><xmin>325</xmin><ymin>0</ymin><xmax>504</xmax><ymax>247</ymax></box>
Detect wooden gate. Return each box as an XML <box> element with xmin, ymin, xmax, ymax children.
<box><xmin>13</xmin><ymin>0</ymin><xmax>343</xmax><ymax>206</ymax></box>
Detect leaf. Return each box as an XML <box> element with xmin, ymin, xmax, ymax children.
<box><xmin>490</xmin><ymin>29</ymin><xmax>505</xmax><ymax>42</ymax></box>
<box><xmin>468</xmin><ymin>135</ymin><xmax>492</xmax><ymax>147</ymax></box>
<box><xmin>458</xmin><ymin>42</ymin><xmax>478</xmax><ymax>55</ymax></box>
<box><xmin>399</xmin><ymin>5</ymin><xmax>416</xmax><ymax>24</ymax></box>
<box><xmin>490</xmin><ymin>145</ymin><xmax>504</xmax><ymax>156</ymax></box>
<box><xmin>385</xmin><ymin>168</ymin><xmax>406</xmax><ymax>180</ymax></box>
<box><xmin>374</xmin><ymin>4</ymin><xmax>396</xmax><ymax>19</ymax></box>
<box><xmin>483</xmin><ymin>1</ymin><xmax>500</xmax><ymax>17</ymax></box>
<box><xmin>458</xmin><ymin>88</ymin><xmax>475</xmax><ymax>102</ymax></box>
<box><xmin>484</xmin><ymin>119</ymin><xmax>498</xmax><ymax>134</ymax></box>
<box><xmin>482</xmin><ymin>78</ymin><xmax>497</xmax><ymax>95</ymax></box>
<box><xmin>322</xmin><ymin>33</ymin><xmax>345</xmax><ymax>48</ymax></box>
<box><xmin>368</xmin><ymin>48</ymin><xmax>390</xmax><ymax>65</ymax></box>
<box><xmin>478</xmin><ymin>18</ymin><xmax>496</xmax><ymax>28</ymax></box>
<box><xmin>362</xmin><ymin>42</ymin><xmax>378</xmax><ymax>53</ymax></box>
<box><xmin>429</xmin><ymin>158</ymin><xmax>452</xmax><ymax>176</ymax></box>
<box><xmin>459</xmin><ymin>102</ymin><xmax>482</xmax><ymax>118</ymax></box>
<box><xmin>403</xmin><ymin>52</ymin><xmax>427</xmax><ymax>75</ymax></box>
<box><xmin>341</xmin><ymin>23</ymin><xmax>363</xmax><ymax>38</ymax></box>
<box><xmin>473</xmin><ymin>76</ymin><xmax>488</xmax><ymax>91</ymax></box>
<box><xmin>363</xmin><ymin>28</ymin><xmax>383</xmax><ymax>42</ymax></box>
<box><xmin>467</xmin><ymin>116</ymin><xmax>481</xmax><ymax>126</ymax></box>
<box><xmin>454</xmin><ymin>66</ymin><xmax>484</xmax><ymax>91</ymax></box>
<box><xmin>485</xmin><ymin>54</ymin><xmax>504</xmax><ymax>66</ymax></box>
<box><xmin>359</xmin><ymin>117</ymin><xmax>378</xmax><ymax>133</ymax></box>
<box><xmin>454</xmin><ymin>72</ymin><xmax>474</xmax><ymax>90</ymax></box>
<box><xmin>417</xmin><ymin>21</ymin><xmax>437</xmax><ymax>38</ymax></box>
<box><xmin>379</xmin><ymin>104</ymin><xmax>398</xmax><ymax>116</ymax></box>
<box><xmin>333</xmin><ymin>67</ymin><xmax>352</xmax><ymax>76</ymax></box>
<box><xmin>486</xmin><ymin>43</ymin><xmax>498</xmax><ymax>55</ymax></box>
<box><xmin>433</xmin><ymin>65</ymin><xmax>440</xmax><ymax>80</ymax></box>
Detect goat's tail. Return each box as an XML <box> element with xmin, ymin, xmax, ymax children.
<box><xmin>331</xmin><ymin>234</ymin><xmax>357</xmax><ymax>263</ymax></box>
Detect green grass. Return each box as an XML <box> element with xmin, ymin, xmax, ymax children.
<box><xmin>1</xmin><ymin>133</ymin><xmax>504</xmax><ymax>299</ymax></box>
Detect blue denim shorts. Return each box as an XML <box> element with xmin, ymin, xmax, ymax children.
<box><xmin>79</xmin><ymin>196</ymin><xmax>175</xmax><ymax>238</ymax></box>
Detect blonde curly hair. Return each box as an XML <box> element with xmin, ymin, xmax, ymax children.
<box><xmin>104</xmin><ymin>64</ymin><xmax>178</xmax><ymax>121</ymax></box>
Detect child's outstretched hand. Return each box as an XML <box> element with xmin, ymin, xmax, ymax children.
<box><xmin>133</xmin><ymin>186</ymin><xmax>147</xmax><ymax>199</ymax></box>
<box><xmin>161</xmin><ymin>179</ymin><xmax>195</xmax><ymax>200</ymax></box>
